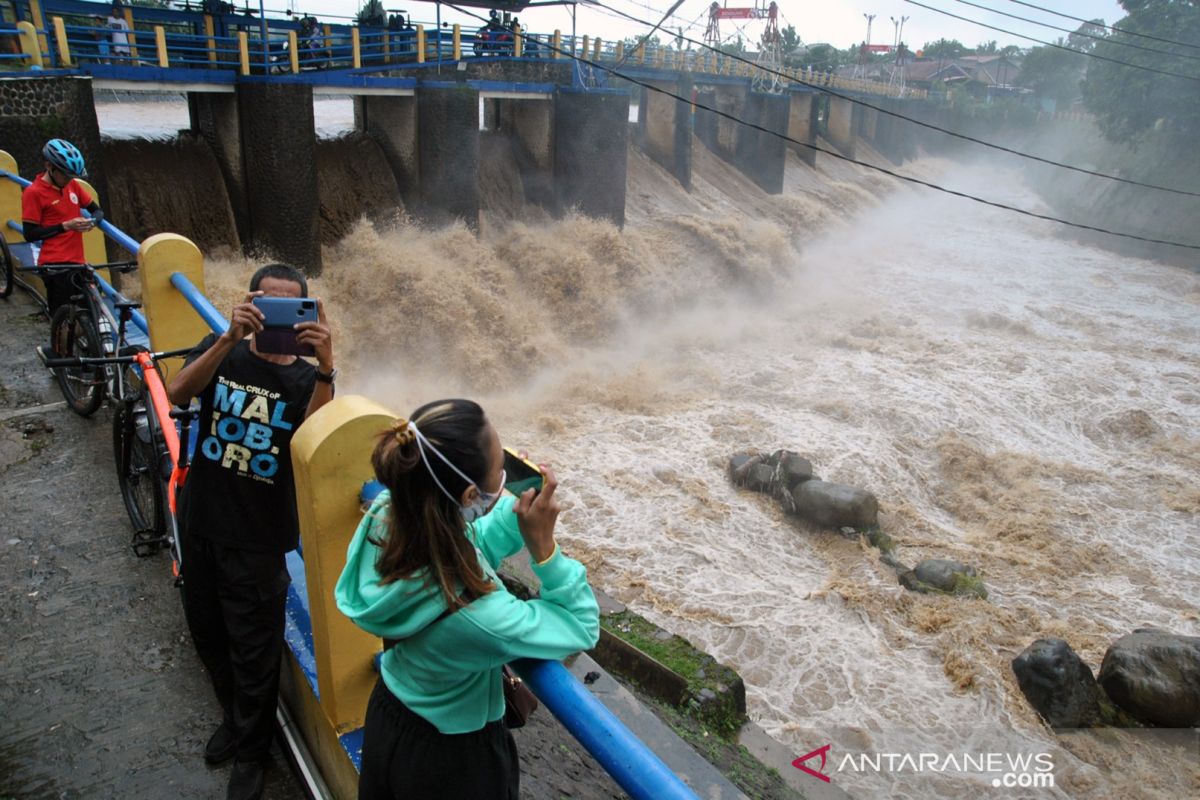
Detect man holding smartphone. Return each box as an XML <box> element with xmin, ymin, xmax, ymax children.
<box><xmin>167</xmin><ymin>263</ymin><xmax>335</xmax><ymax>800</ymax></box>
<box><xmin>21</xmin><ymin>139</ymin><xmax>105</xmax><ymax>319</ymax></box>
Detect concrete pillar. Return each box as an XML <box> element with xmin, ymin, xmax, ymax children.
<box><xmin>236</xmin><ymin>82</ymin><xmax>321</xmax><ymax>273</ymax></box>
<box><xmin>415</xmin><ymin>85</ymin><xmax>480</xmax><ymax>228</ymax></box>
<box><xmin>636</xmin><ymin>77</ymin><xmax>691</xmax><ymax>189</ymax></box>
<box><xmin>354</xmin><ymin>94</ymin><xmax>418</xmax><ymax>204</ymax></box>
<box><xmin>188</xmin><ymin>92</ymin><xmax>248</xmax><ymax>244</ymax></box>
<box><xmin>734</xmin><ymin>91</ymin><xmax>789</xmax><ymax>195</ymax></box>
<box><xmin>554</xmin><ymin>88</ymin><xmax>628</xmax><ymax>226</ymax></box>
<box><xmin>694</xmin><ymin>85</ymin><xmax>744</xmax><ymax>163</ymax></box>
<box><xmin>495</xmin><ymin>98</ymin><xmax>554</xmax><ymax>210</ymax></box>
<box><xmin>786</xmin><ymin>90</ymin><xmax>818</xmax><ymax>168</ymax></box>
<box><xmin>825</xmin><ymin>95</ymin><xmax>856</xmax><ymax>159</ymax></box>
<box><xmin>0</xmin><ymin>75</ymin><xmax>107</xmax><ymax>203</ymax></box>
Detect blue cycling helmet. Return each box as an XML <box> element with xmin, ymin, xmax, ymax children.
<box><xmin>42</xmin><ymin>138</ymin><xmax>87</xmax><ymax>179</ymax></box>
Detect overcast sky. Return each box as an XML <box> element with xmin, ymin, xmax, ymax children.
<box><xmin>269</xmin><ymin>0</ymin><xmax>1127</xmax><ymax>53</ymax></box>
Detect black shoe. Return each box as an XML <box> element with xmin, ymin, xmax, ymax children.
<box><xmin>204</xmin><ymin>722</ymin><xmax>238</xmax><ymax>765</ymax></box>
<box><xmin>227</xmin><ymin>759</ymin><xmax>265</xmax><ymax>800</ymax></box>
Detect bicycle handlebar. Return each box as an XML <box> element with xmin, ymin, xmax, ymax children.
<box><xmin>38</xmin><ymin>345</ymin><xmax>194</xmax><ymax>369</ymax></box>
<box><xmin>19</xmin><ymin>261</ymin><xmax>139</xmax><ymax>274</ymax></box>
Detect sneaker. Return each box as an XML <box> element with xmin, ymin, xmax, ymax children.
<box><xmin>204</xmin><ymin>722</ymin><xmax>238</xmax><ymax>765</ymax></box>
<box><xmin>227</xmin><ymin>759</ymin><xmax>265</xmax><ymax>800</ymax></box>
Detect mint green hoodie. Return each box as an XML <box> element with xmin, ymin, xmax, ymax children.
<box><xmin>335</xmin><ymin>491</ymin><xmax>600</xmax><ymax>734</ymax></box>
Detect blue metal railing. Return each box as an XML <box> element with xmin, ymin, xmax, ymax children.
<box><xmin>169</xmin><ymin>271</ymin><xmax>228</xmax><ymax>335</ymax></box>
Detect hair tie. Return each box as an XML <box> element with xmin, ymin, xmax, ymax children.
<box><xmin>391</xmin><ymin>418</ymin><xmax>416</xmax><ymax>446</ymax></box>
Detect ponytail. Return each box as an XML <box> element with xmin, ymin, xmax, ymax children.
<box><xmin>368</xmin><ymin>400</ymin><xmax>495</xmax><ymax>608</ymax></box>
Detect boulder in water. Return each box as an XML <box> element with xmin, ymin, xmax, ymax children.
<box><xmin>727</xmin><ymin>453</ymin><xmax>759</xmax><ymax>484</ymax></box>
<box><xmin>1012</xmin><ymin>638</ymin><xmax>1107</xmax><ymax>728</ymax></box>
<box><xmin>775</xmin><ymin>451</ymin><xmax>814</xmax><ymax>488</ymax></box>
<box><xmin>1098</xmin><ymin>628</ymin><xmax>1200</xmax><ymax>728</ymax></box>
<box><xmin>899</xmin><ymin>559</ymin><xmax>988</xmax><ymax>599</ymax></box>
<box><xmin>790</xmin><ymin>480</ymin><xmax>879</xmax><ymax>529</ymax></box>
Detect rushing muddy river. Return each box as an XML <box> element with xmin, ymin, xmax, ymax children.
<box><xmin>103</xmin><ymin>97</ymin><xmax>1199</xmax><ymax>798</ymax></box>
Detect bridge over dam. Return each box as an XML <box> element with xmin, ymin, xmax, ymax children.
<box><xmin>1</xmin><ymin>0</ymin><xmax>936</xmax><ymax>272</ymax></box>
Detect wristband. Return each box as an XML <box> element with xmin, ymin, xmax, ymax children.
<box><xmin>534</xmin><ymin>544</ymin><xmax>559</xmax><ymax>567</ymax></box>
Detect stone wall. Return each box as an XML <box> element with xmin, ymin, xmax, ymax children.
<box><xmin>0</xmin><ymin>75</ymin><xmax>107</xmax><ymax>205</ymax></box>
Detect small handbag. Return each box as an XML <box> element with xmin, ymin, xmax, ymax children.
<box><xmin>501</xmin><ymin>665</ymin><xmax>538</xmax><ymax>729</ymax></box>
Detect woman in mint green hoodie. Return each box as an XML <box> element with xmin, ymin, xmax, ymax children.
<box><xmin>335</xmin><ymin>398</ymin><xmax>600</xmax><ymax>800</ymax></box>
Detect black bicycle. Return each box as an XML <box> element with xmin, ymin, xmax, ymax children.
<box><xmin>42</xmin><ymin>343</ymin><xmax>197</xmax><ymax>573</ymax></box>
<box><xmin>0</xmin><ymin>235</ymin><xmax>13</xmax><ymax>299</ymax></box>
<box><xmin>25</xmin><ymin>261</ymin><xmax>140</xmax><ymax>417</ymax></box>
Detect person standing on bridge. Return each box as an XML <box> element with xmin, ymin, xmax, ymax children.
<box><xmin>336</xmin><ymin>399</ymin><xmax>600</xmax><ymax>800</ymax></box>
<box><xmin>20</xmin><ymin>139</ymin><xmax>105</xmax><ymax>324</ymax></box>
<box><xmin>167</xmin><ymin>263</ymin><xmax>336</xmax><ymax>800</ymax></box>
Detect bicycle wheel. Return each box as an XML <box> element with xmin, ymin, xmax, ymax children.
<box><xmin>0</xmin><ymin>236</ymin><xmax>12</xmax><ymax>298</ymax></box>
<box><xmin>50</xmin><ymin>305</ymin><xmax>105</xmax><ymax>417</ymax></box>
<box><xmin>113</xmin><ymin>397</ymin><xmax>166</xmax><ymax>552</ymax></box>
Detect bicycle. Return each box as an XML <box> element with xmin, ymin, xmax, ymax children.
<box><xmin>41</xmin><ymin>344</ymin><xmax>197</xmax><ymax>582</ymax></box>
<box><xmin>0</xmin><ymin>234</ymin><xmax>13</xmax><ymax>299</ymax></box>
<box><xmin>24</xmin><ymin>261</ymin><xmax>141</xmax><ymax>417</ymax></box>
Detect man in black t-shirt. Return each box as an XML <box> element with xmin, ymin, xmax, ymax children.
<box><xmin>168</xmin><ymin>263</ymin><xmax>336</xmax><ymax>800</ymax></box>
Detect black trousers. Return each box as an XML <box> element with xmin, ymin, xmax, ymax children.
<box><xmin>180</xmin><ymin>534</ymin><xmax>291</xmax><ymax>762</ymax></box>
<box><xmin>359</xmin><ymin>679</ymin><xmax>519</xmax><ymax>800</ymax></box>
<box><xmin>43</xmin><ymin>268</ymin><xmax>81</xmax><ymax>320</ymax></box>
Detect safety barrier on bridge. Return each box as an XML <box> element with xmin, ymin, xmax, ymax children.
<box><xmin>3</xmin><ymin>0</ymin><xmax>920</xmax><ymax>97</ymax></box>
<box><xmin>0</xmin><ymin>148</ymin><xmax>704</xmax><ymax>799</ymax></box>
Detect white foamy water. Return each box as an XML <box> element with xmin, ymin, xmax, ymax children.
<box><xmin>103</xmin><ymin>91</ymin><xmax>1198</xmax><ymax>798</ymax></box>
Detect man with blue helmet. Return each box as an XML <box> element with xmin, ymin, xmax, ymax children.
<box><xmin>21</xmin><ymin>138</ymin><xmax>106</xmax><ymax>319</ymax></box>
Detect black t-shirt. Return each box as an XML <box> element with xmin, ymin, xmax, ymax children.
<box><xmin>178</xmin><ymin>334</ymin><xmax>317</xmax><ymax>554</ymax></box>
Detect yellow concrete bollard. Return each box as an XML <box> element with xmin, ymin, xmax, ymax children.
<box><xmin>614</xmin><ymin>41</ymin><xmax>624</xmax><ymax>63</ymax></box>
<box><xmin>52</xmin><ymin>16</ymin><xmax>71</xmax><ymax>67</ymax></box>
<box><xmin>155</xmin><ymin>25</ymin><xmax>168</xmax><ymax>67</ymax></box>
<box><xmin>453</xmin><ymin>24</ymin><xmax>461</xmax><ymax>61</ymax></box>
<box><xmin>552</xmin><ymin>29</ymin><xmax>561</xmax><ymax>58</ymax></box>
<box><xmin>291</xmin><ymin>394</ymin><xmax>398</xmax><ymax>735</ymax></box>
<box><xmin>16</xmin><ymin>21</ymin><xmax>43</xmax><ymax>69</ymax></box>
<box><xmin>123</xmin><ymin>6</ymin><xmax>139</xmax><ymax>63</ymax></box>
<box><xmin>513</xmin><ymin>24</ymin><xmax>523</xmax><ymax>57</ymax></box>
<box><xmin>351</xmin><ymin>27</ymin><xmax>361</xmax><ymax>68</ymax></box>
<box><xmin>76</xmin><ymin>178</ymin><xmax>108</xmax><ymax>275</ymax></box>
<box><xmin>288</xmin><ymin>30</ymin><xmax>299</xmax><ymax>73</ymax></box>
<box><xmin>137</xmin><ymin>234</ymin><xmax>212</xmax><ymax>377</ymax></box>
<box><xmin>204</xmin><ymin>15</ymin><xmax>216</xmax><ymax>65</ymax></box>
<box><xmin>27</xmin><ymin>0</ymin><xmax>48</xmax><ymax>54</ymax></box>
<box><xmin>415</xmin><ymin>25</ymin><xmax>424</xmax><ymax>64</ymax></box>
<box><xmin>238</xmin><ymin>31</ymin><xmax>249</xmax><ymax>75</ymax></box>
<box><xmin>593</xmin><ymin>36</ymin><xmax>601</xmax><ymax>61</ymax></box>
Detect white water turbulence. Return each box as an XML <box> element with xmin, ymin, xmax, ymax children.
<box><xmin>197</xmin><ymin>142</ymin><xmax>1198</xmax><ymax>797</ymax></box>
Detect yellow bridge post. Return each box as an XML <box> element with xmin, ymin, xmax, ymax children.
<box><xmin>614</xmin><ymin>41</ymin><xmax>624</xmax><ymax>63</ymax></box>
<box><xmin>415</xmin><ymin>25</ymin><xmax>424</xmax><ymax>64</ymax></box>
<box><xmin>16</xmin><ymin>21</ymin><xmax>43</xmax><ymax>69</ymax></box>
<box><xmin>237</xmin><ymin>31</ymin><xmax>249</xmax><ymax>75</ymax></box>
<box><xmin>323</xmin><ymin>23</ymin><xmax>332</xmax><ymax>61</ymax></box>
<box><xmin>27</xmin><ymin>0</ymin><xmax>48</xmax><ymax>56</ymax></box>
<box><xmin>552</xmin><ymin>29</ymin><xmax>561</xmax><ymax>58</ymax></box>
<box><xmin>154</xmin><ymin>25</ymin><xmax>168</xmax><ymax>67</ymax></box>
<box><xmin>123</xmin><ymin>6</ymin><xmax>139</xmax><ymax>63</ymax></box>
<box><xmin>291</xmin><ymin>395</ymin><xmax>397</xmax><ymax>735</ymax></box>
<box><xmin>452</xmin><ymin>23</ymin><xmax>461</xmax><ymax>60</ymax></box>
<box><xmin>288</xmin><ymin>30</ymin><xmax>299</xmax><ymax>73</ymax></box>
<box><xmin>580</xmin><ymin>34</ymin><xmax>588</xmax><ymax>61</ymax></box>
<box><xmin>51</xmin><ymin>16</ymin><xmax>70</xmax><ymax>66</ymax></box>
<box><xmin>204</xmin><ymin>15</ymin><xmax>216</xmax><ymax>66</ymax></box>
<box><xmin>593</xmin><ymin>37</ymin><xmax>601</xmax><ymax>61</ymax></box>
<box><xmin>137</xmin><ymin>234</ymin><xmax>211</xmax><ymax>378</ymax></box>
<box><xmin>351</xmin><ymin>27</ymin><xmax>361</xmax><ymax>68</ymax></box>
<box><xmin>513</xmin><ymin>24</ymin><xmax>523</xmax><ymax>57</ymax></box>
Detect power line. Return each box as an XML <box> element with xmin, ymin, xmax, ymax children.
<box><xmin>953</xmin><ymin>0</ymin><xmax>1200</xmax><ymax>63</ymax></box>
<box><xmin>905</xmin><ymin>0</ymin><xmax>1200</xmax><ymax>83</ymax></box>
<box><xmin>1006</xmin><ymin>0</ymin><xmax>1200</xmax><ymax>53</ymax></box>
<box><xmin>583</xmin><ymin>0</ymin><xmax>1200</xmax><ymax>199</ymax></box>
<box><xmin>450</xmin><ymin>5</ymin><xmax>1200</xmax><ymax>252</ymax></box>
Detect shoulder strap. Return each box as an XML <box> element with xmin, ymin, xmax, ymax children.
<box><xmin>381</xmin><ymin>588</ymin><xmax>471</xmax><ymax>652</ymax></box>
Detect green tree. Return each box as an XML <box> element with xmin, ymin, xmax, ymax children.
<box><xmin>976</xmin><ymin>39</ymin><xmax>998</xmax><ymax>54</ymax></box>
<box><xmin>922</xmin><ymin>38</ymin><xmax>966</xmax><ymax>58</ymax></box>
<box><xmin>1081</xmin><ymin>0</ymin><xmax>1200</xmax><ymax>140</ymax></box>
<box><xmin>1018</xmin><ymin>40</ymin><xmax>1086</xmax><ymax>107</ymax></box>
<box><xmin>801</xmin><ymin>42</ymin><xmax>841</xmax><ymax>71</ymax></box>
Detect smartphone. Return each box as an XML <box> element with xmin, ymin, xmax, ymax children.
<box><xmin>252</xmin><ymin>296</ymin><xmax>318</xmax><ymax>356</ymax></box>
<box><xmin>503</xmin><ymin>448</ymin><xmax>544</xmax><ymax>496</ymax></box>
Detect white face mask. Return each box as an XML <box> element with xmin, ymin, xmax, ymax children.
<box><xmin>461</xmin><ymin>469</ymin><xmax>505</xmax><ymax>523</ymax></box>
<box><xmin>408</xmin><ymin>421</ymin><xmax>503</xmax><ymax>523</ymax></box>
